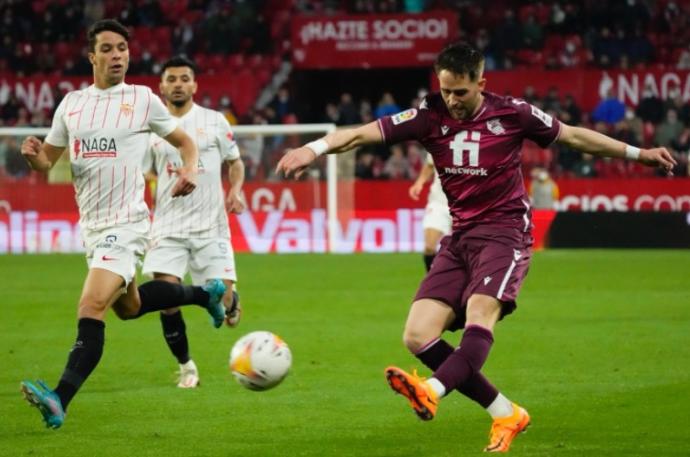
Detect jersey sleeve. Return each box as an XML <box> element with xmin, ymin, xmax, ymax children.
<box><xmin>44</xmin><ymin>95</ymin><xmax>70</xmax><ymax>147</ymax></box>
<box><xmin>217</xmin><ymin>113</ymin><xmax>241</xmax><ymax>161</ymax></box>
<box><xmin>147</xmin><ymin>89</ymin><xmax>178</xmax><ymax>138</ymax></box>
<box><xmin>377</xmin><ymin>107</ymin><xmax>433</xmax><ymax>145</ymax></box>
<box><xmin>513</xmin><ymin>100</ymin><xmax>562</xmax><ymax>148</ymax></box>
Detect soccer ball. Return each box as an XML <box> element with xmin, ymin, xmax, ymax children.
<box><xmin>229</xmin><ymin>331</ymin><xmax>292</xmax><ymax>391</ymax></box>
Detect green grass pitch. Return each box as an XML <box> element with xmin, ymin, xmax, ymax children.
<box><xmin>1</xmin><ymin>250</ymin><xmax>689</xmax><ymax>456</ymax></box>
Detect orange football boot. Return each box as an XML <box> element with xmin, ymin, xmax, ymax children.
<box><xmin>384</xmin><ymin>366</ymin><xmax>439</xmax><ymax>420</ymax></box>
<box><xmin>484</xmin><ymin>403</ymin><xmax>530</xmax><ymax>453</ymax></box>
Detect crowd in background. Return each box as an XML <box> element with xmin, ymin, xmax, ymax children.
<box><xmin>2</xmin><ymin>0</ymin><xmax>690</xmax><ymax>181</ymax></box>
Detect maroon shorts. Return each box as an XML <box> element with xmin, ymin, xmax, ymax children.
<box><xmin>414</xmin><ymin>224</ymin><xmax>533</xmax><ymax>331</ymax></box>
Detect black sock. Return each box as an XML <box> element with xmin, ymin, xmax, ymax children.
<box><xmin>415</xmin><ymin>337</ymin><xmax>498</xmax><ymax>407</ymax></box>
<box><xmin>424</xmin><ymin>254</ymin><xmax>435</xmax><ymax>271</ymax></box>
<box><xmin>160</xmin><ymin>311</ymin><xmax>190</xmax><ymax>364</ymax></box>
<box><xmin>135</xmin><ymin>280</ymin><xmax>209</xmax><ymax>317</ymax></box>
<box><xmin>54</xmin><ymin>318</ymin><xmax>105</xmax><ymax>411</ymax></box>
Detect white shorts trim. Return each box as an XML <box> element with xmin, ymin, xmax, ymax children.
<box><xmin>83</xmin><ymin>219</ymin><xmax>150</xmax><ymax>286</ymax></box>
<box><xmin>143</xmin><ymin>236</ymin><xmax>237</xmax><ymax>285</ymax></box>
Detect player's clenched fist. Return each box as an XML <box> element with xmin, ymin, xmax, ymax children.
<box><xmin>276</xmin><ymin>147</ymin><xmax>317</xmax><ymax>179</ymax></box>
<box><xmin>21</xmin><ymin>136</ymin><xmax>42</xmax><ymax>159</ymax></box>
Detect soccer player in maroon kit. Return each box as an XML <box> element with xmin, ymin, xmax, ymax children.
<box><xmin>277</xmin><ymin>42</ymin><xmax>676</xmax><ymax>453</ymax></box>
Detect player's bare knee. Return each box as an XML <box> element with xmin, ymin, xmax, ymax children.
<box><xmin>402</xmin><ymin>326</ymin><xmax>436</xmax><ymax>353</ymax></box>
<box><xmin>78</xmin><ymin>297</ymin><xmax>109</xmax><ymax>320</ymax></box>
<box><xmin>465</xmin><ymin>295</ymin><xmax>501</xmax><ymax>327</ymax></box>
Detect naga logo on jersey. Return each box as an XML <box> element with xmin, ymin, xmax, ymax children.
<box><xmin>486</xmin><ymin>119</ymin><xmax>506</xmax><ymax>135</ymax></box>
<box><xmin>120</xmin><ymin>103</ymin><xmax>134</xmax><ymax>116</ymax></box>
<box><xmin>75</xmin><ymin>137</ymin><xmax>118</xmax><ymax>158</ymax></box>
<box><xmin>391</xmin><ymin>109</ymin><xmax>417</xmax><ymax>125</ymax></box>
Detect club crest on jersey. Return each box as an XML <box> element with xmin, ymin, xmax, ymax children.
<box><xmin>391</xmin><ymin>109</ymin><xmax>417</xmax><ymax>125</ymax></box>
<box><xmin>196</xmin><ymin>127</ymin><xmax>206</xmax><ymax>137</ymax></box>
<box><xmin>486</xmin><ymin>119</ymin><xmax>505</xmax><ymax>135</ymax></box>
<box><xmin>120</xmin><ymin>103</ymin><xmax>134</xmax><ymax>116</ymax></box>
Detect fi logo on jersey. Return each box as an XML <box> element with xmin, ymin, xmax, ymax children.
<box><xmin>391</xmin><ymin>109</ymin><xmax>417</xmax><ymax>125</ymax></box>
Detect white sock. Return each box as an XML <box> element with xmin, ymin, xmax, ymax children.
<box><xmin>486</xmin><ymin>393</ymin><xmax>514</xmax><ymax>419</ymax></box>
<box><xmin>426</xmin><ymin>377</ymin><xmax>446</xmax><ymax>398</ymax></box>
<box><xmin>181</xmin><ymin>359</ymin><xmax>197</xmax><ymax>371</ymax></box>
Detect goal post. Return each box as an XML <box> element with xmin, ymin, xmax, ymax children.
<box><xmin>0</xmin><ymin>123</ymin><xmax>355</xmax><ymax>253</ymax></box>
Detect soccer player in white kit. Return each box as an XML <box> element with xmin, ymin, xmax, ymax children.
<box><xmin>18</xmin><ymin>20</ymin><xmax>227</xmax><ymax>429</ymax></box>
<box><xmin>142</xmin><ymin>56</ymin><xmax>245</xmax><ymax>388</ymax></box>
<box><xmin>408</xmin><ymin>153</ymin><xmax>451</xmax><ymax>271</ymax></box>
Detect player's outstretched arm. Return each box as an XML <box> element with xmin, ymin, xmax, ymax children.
<box><xmin>557</xmin><ymin>124</ymin><xmax>677</xmax><ymax>175</ymax></box>
<box><xmin>276</xmin><ymin>121</ymin><xmax>383</xmax><ymax>179</ymax></box>
<box><xmin>20</xmin><ymin>136</ymin><xmax>64</xmax><ymax>172</ymax></box>
<box><xmin>409</xmin><ymin>162</ymin><xmax>435</xmax><ymax>200</ymax></box>
<box><xmin>226</xmin><ymin>158</ymin><xmax>245</xmax><ymax>214</ymax></box>
<box><xmin>164</xmin><ymin>127</ymin><xmax>199</xmax><ymax>196</ymax></box>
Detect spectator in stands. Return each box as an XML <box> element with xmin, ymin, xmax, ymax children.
<box><xmin>338</xmin><ymin>93</ymin><xmax>361</xmax><ymax>125</ymax></box>
<box><xmin>383</xmin><ymin>144</ymin><xmax>412</xmax><ymax>179</ymax></box>
<box><xmin>522</xmin><ymin>14</ymin><xmax>543</xmax><ymax>50</ymax></box>
<box><xmin>323</xmin><ymin>103</ymin><xmax>340</xmax><ymax>124</ymax></box>
<box><xmin>677</xmin><ymin>44</ymin><xmax>690</xmax><ymax>69</ymax></box>
<box><xmin>4</xmin><ymin>137</ymin><xmax>30</xmax><ymax>178</ymax></box>
<box><xmin>560</xmin><ymin>94</ymin><xmax>582</xmax><ymax>125</ymax></box>
<box><xmin>219</xmin><ymin>96</ymin><xmax>237</xmax><ymax>125</ymax></box>
<box><xmin>271</xmin><ymin>86</ymin><xmax>296</xmax><ymax>123</ymax></box>
<box><xmin>529</xmin><ymin>168</ymin><xmax>559</xmax><ymax>209</ymax></box>
<box><xmin>573</xmin><ymin>153</ymin><xmax>598</xmax><ymax>178</ymax></box>
<box><xmin>355</xmin><ymin>152</ymin><xmax>376</xmax><ymax>179</ymax></box>
<box><xmin>655</xmin><ymin>109</ymin><xmax>684</xmax><ymax>149</ymax></box>
<box><xmin>628</xmin><ymin>26</ymin><xmax>654</xmax><ymax>65</ymax></box>
<box><xmin>591</xmin><ymin>88</ymin><xmax>625</xmax><ymax>125</ymax></box>
<box><xmin>492</xmin><ymin>9</ymin><xmax>522</xmax><ymax>65</ymax></box>
<box><xmin>374</xmin><ymin>92</ymin><xmax>401</xmax><ymax>119</ymax></box>
<box><xmin>542</xmin><ymin>86</ymin><xmax>561</xmax><ymax>112</ymax></box>
<box><xmin>636</xmin><ymin>83</ymin><xmax>665</xmax><ymax>124</ymax></box>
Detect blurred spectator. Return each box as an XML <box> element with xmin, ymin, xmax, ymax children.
<box><xmin>677</xmin><ymin>44</ymin><xmax>690</xmax><ymax>69</ymax></box>
<box><xmin>219</xmin><ymin>96</ymin><xmax>238</xmax><ymax>125</ymax></box>
<box><xmin>374</xmin><ymin>92</ymin><xmax>401</xmax><ymax>118</ymax></box>
<box><xmin>560</xmin><ymin>94</ymin><xmax>582</xmax><ymax>125</ymax></box>
<box><xmin>654</xmin><ymin>109</ymin><xmax>684</xmax><ymax>148</ymax></box>
<box><xmin>636</xmin><ymin>83</ymin><xmax>665</xmax><ymax>124</ymax></box>
<box><xmin>529</xmin><ymin>168</ymin><xmax>559</xmax><ymax>209</ymax></box>
<box><xmin>573</xmin><ymin>153</ymin><xmax>598</xmax><ymax>178</ymax></box>
<box><xmin>382</xmin><ymin>145</ymin><xmax>412</xmax><ymax>179</ymax></box>
<box><xmin>522</xmin><ymin>14</ymin><xmax>543</xmax><ymax>50</ymax></box>
<box><xmin>355</xmin><ymin>152</ymin><xmax>376</xmax><ymax>179</ymax></box>
<box><xmin>323</xmin><ymin>103</ymin><xmax>340</xmax><ymax>124</ymax></box>
<box><xmin>542</xmin><ymin>87</ymin><xmax>561</xmax><ymax>112</ymax></box>
<box><xmin>338</xmin><ymin>93</ymin><xmax>361</xmax><ymax>125</ymax></box>
<box><xmin>4</xmin><ymin>137</ymin><xmax>30</xmax><ymax>178</ymax></box>
<box><xmin>270</xmin><ymin>86</ymin><xmax>296</xmax><ymax>123</ymax></box>
<box><xmin>591</xmin><ymin>88</ymin><xmax>625</xmax><ymax>125</ymax></box>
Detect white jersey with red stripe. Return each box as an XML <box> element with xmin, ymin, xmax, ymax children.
<box><xmin>45</xmin><ymin>82</ymin><xmax>178</xmax><ymax>232</ymax></box>
<box><xmin>144</xmin><ymin>103</ymin><xmax>240</xmax><ymax>240</ymax></box>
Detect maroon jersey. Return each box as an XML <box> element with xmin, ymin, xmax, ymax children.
<box><xmin>378</xmin><ymin>91</ymin><xmax>561</xmax><ymax>231</ymax></box>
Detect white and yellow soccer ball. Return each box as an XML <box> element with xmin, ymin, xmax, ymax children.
<box><xmin>229</xmin><ymin>331</ymin><xmax>292</xmax><ymax>391</ymax></box>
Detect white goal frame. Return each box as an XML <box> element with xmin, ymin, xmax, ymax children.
<box><xmin>0</xmin><ymin>123</ymin><xmax>341</xmax><ymax>251</ymax></box>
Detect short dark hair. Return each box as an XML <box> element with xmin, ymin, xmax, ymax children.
<box><xmin>87</xmin><ymin>19</ymin><xmax>130</xmax><ymax>52</ymax></box>
<box><xmin>434</xmin><ymin>42</ymin><xmax>485</xmax><ymax>81</ymax></box>
<box><xmin>160</xmin><ymin>55</ymin><xmax>198</xmax><ymax>77</ymax></box>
